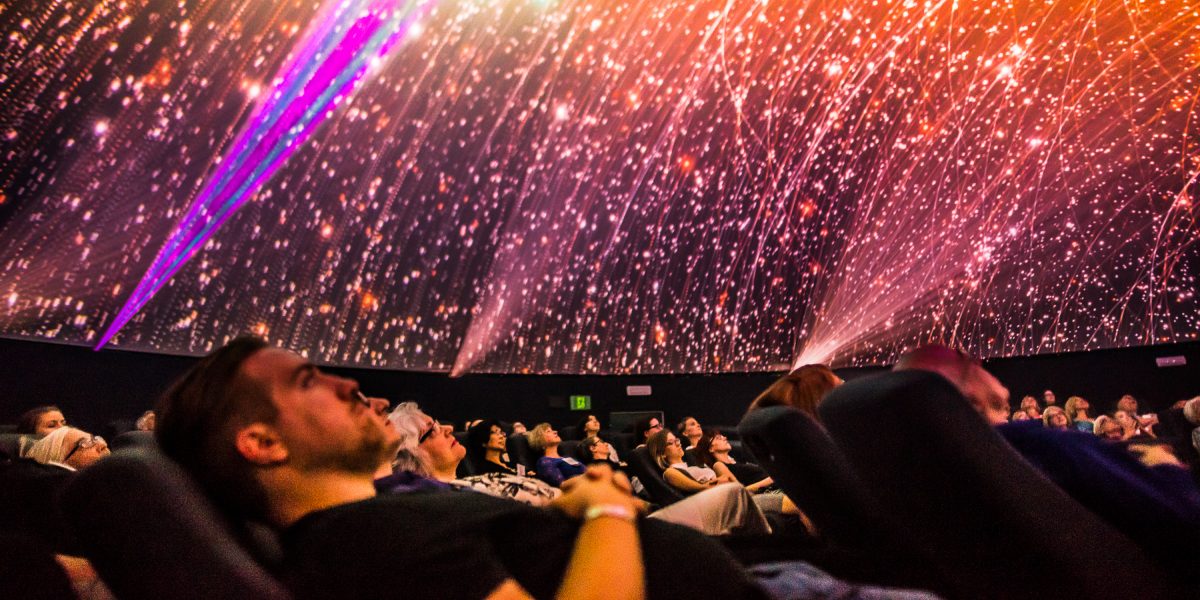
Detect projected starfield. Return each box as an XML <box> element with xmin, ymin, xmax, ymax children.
<box><xmin>1</xmin><ymin>0</ymin><xmax>1198</xmax><ymax>374</ymax></box>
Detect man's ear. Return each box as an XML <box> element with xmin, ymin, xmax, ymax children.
<box><xmin>235</xmin><ymin>423</ymin><xmax>288</xmax><ymax>465</ymax></box>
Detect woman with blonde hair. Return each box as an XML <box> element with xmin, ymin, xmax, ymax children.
<box><xmin>1064</xmin><ymin>396</ymin><xmax>1095</xmax><ymax>433</ymax></box>
<box><xmin>1042</xmin><ymin>406</ymin><xmax>1070</xmax><ymax>430</ymax></box>
<box><xmin>527</xmin><ymin>423</ymin><xmax>587</xmax><ymax>487</ymax></box>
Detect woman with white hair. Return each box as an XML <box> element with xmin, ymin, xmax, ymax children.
<box><xmin>380</xmin><ymin>403</ymin><xmax>561</xmax><ymax>505</ymax></box>
<box><xmin>20</xmin><ymin>426</ymin><xmax>109</xmax><ymax>471</ymax></box>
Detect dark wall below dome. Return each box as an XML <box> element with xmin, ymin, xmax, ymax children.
<box><xmin>1</xmin><ymin>337</ymin><xmax>1198</xmax><ymax>438</ymax></box>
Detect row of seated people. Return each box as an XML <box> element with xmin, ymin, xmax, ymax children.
<box><xmin>4</xmin><ymin>338</ymin><xmax>1200</xmax><ymax>599</ymax></box>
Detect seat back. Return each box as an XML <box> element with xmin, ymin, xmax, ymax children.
<box><xmin>819</xmin><ymin>370</ymin><xmax>1175</xmax><ymax>599</ymax></box>
<box><xmin>737</xmin><ymin>405</ymin><xmax>901</xmax><ymax>553</ymax></box>
<box><xmin>111</xmin><ymin>430</ymin><xmax>156</xmax><ymax>451</ymax></box>
<box><xmin>0</xmin><ymin>533</ymin><xmax>76</xmax><ymax>600</ymax></box>
<box><xmin>62</xmin><ymin>447</ymin><xmax>290</xmax><ymax>600</ymax></box>
<box><xmin>558</xmin><ymin>440</ymin><xmax>581</xmax><ymax>463</ymax></box>
<box><xmin>506</xmin><ymin>434</ymin><xmax>538</xmax><ymax>471</ymax></box>
<box><xmin>0</xmin><ymin>433</ymin><xmax>27</xmax><ymax>458</ymax></box>
<box><xmin>627</xmin><ymin>446</ymin><xmax>684</xmax><ymax>507</ymax></box>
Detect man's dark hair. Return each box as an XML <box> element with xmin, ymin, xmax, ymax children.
<box><xmin>155</xmin><ymin>336</ymin><xmax>276</xmax><ymax>520</ymax></box>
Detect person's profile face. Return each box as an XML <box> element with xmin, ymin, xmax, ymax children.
<box><xmin>62</xmin><ymin>429</ymin><xmax>109</xmax><ymax>469</ymax></box>
<box><xmin>682</xmin><ymin>418</ymin><xmax>701</xmax><ymax>438</ymax></box>
<box><xmin>241</xmin><ymin>348</ymin><xmax>396</xmax><ymax>473</ymax></box>
<box><xmin>36</xmin><ymin>411</ymin><xmax>67</xmax><ymax>436</ymax></box>
<box><xmin>418</xmin><ymin>417</ymin><xmax>464</xmax><ymax>470</ymax></box>
<box><xmin>663</xmin><ymin>433</ymin><xmax>684</xmax><ymax>461</ymax></box>
<box><xmin>645</xmin><ymin>418</ymin><xmax>663</xmax><ymax>440</ymax></box>
<box><xmin>486</xmin><ymin>425</ymin><xmax>507</xmax><ymax>450</ymax></box>
<box><xmin>590</xmin><ymin>438</ymin><xmax>610</xmax><ymax>460</ymax></box>
<box><xmin>1101</xmin><ymin>422</ymin><xmax>1123</xmax><ymax>441</ymax></box>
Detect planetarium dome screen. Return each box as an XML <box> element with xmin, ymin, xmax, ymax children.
<box><xmin>0</xmin><ymin>0</ymin><xmax>1197</xmax><ymax>374</ymax></box>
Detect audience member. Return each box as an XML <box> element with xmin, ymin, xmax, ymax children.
<box><xmin>16</xmin><ymin>406</ymin><xmax>67</xmax><ymax>437</ymax></box>
<box><xmin>467</xmin><ymin>419</ymin><xmax>518</xmax><ymax>476</ymax></box>
<box><xmin>694</xmin><ymin>429</ymin><xmax>774</xmax><ymax>493</ymax></box>
<box><xmin>677</xmin><ymin>416</ymin><xmax>703</xmax><ymax>450</ymax></box>
<box><xmin>528</xmin><ymin>423</ymin><xmax>587</xmax><ymax>487</ymax></box>
<box><xmin>510</xmin><ymin>421</ymin><xmax>528</xmax><ymax>435</ymax></box>
<box><xmin>134</xmin><ymin>410</ymin><xmax>156</xmax><ymax>432</ymax></box>
<box><xmin>1042</xmin><ymin>406</ymin><xmax>1069</xmax><ymax>430</ymax></box>
<box><xmin>632</xmin><ymin>415</ymin><xmax>664</xmax><ymax>448</ymax></box>
<box><xmin>1114</xmin><ymin>410</ymin><xmax>1155</xmax><ymax>441</ymax></box>
<box><xmin>1018</xmin><ymin>396</ymin><xmax>1042</xmax><ymax>419</ymax></box>
<box><xmin>1010</xmin><ymin>410</ymin><xmax>1031</xmax><ymax>422</ymax></box>
<box><xmin>1092</xmin><ymin>415</ymin><xmax>1123</xmax><ymax>441</ymax></box>
<box><xmin>575</xmin><ymin>414</ymin><xmax>620</xmax><ymax>462</ymax></box>
<box><xmin>1043</xmin><ymin>389</ymin><xmax>1057</xmax><ymax>406</ymax></box>
<box><xmin>747</xmin><ymin>364</ymin><xmax>842</xmax><ymax>422</ymax></box>
<box><xmin>156</xmin><ymin>338</ymin><xmax>664</xmax><ymax>599</ymax></box>
<box><xmin>646</xmin><ymin>429</ymin><xmax>735</xmax><ymax>494</ymax></box>
<box><xmin>1064</xmin><ymin>396</ymin><xmax>1094</xmax><ymax>433</ymax></box>
<box><xmin>20</xmin><ymin>427</ymin><xmax>109</xmax><ymax>471</ymax></box>
<box><xmin>383</xmin><ymin>403</ymin><xmax>561</xmax><ymax>505</ymax></box>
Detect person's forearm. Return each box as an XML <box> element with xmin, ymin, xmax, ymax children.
<box><xmin>665</xmin><ymin>469</ymin><xmax>709</xmax><ymax>493</ymax></box>
<box><xmin>556</xmin><ymin>515</ymin><xmax>643</xmax><ymax>600</ymax></box>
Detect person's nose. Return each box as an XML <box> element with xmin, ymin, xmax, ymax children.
<box><xmin>369</xmin><ymin>397</ymin><xmax>390</xmax><ymax>415</ymax></box>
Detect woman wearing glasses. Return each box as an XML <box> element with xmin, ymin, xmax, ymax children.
<box><xmin>693</xmin><ymin>429</ymin><xmax>775</xmax><ymax>493</ymax></box>
<box><xmin>466</xmin><ymin>419</ymin><xmax>519</xmax><ymax>476</ymax></box>
<box><xmin>20</xmin><ymin>426</ymin><xmax>109</xmax><ymax>471</ymax></box>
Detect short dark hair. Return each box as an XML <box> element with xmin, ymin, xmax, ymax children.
<box><xmin>16</xmin><ymin>405</ymin><xmax>62</xmax><ymax>434</ymax></box>
<box><xmin>633</xmin><ymin>415</ymin><xmax>660</xmax><ymax>442</ymax></box>
<box><xmin>466</xmin><ymin>419</ymin><xmax>502</xmax><ymax>464</ymax></box>
<box><xmin>156</xmin><ymin>336</ymin><xmax>276</xmax><ymax>520</ymax></box>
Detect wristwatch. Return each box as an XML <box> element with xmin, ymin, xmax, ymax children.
<box><xmin>584</xmin><ymin>503</ymin><xmax>637</xmax><ymax>523</ymax></box>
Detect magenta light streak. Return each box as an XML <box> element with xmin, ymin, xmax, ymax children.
<box><xmin>95</xmin><ymin>0</ymin><xmax>432</xmax><ymax>348</ymax></box>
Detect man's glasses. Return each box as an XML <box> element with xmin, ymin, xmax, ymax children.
<box><xmin>418</xmin><ymin>420</ymin><xmax>441</xmax><ymax>444</ymax></box>
<box><xmin>63</xmin><ymin>435</ymin><xmax>104</xmax><ymax>462</ymax></box>
<box><xmin>353</xmin><ymin>390</ymin><xmax>372</xmax><ymax>408</ymax></box>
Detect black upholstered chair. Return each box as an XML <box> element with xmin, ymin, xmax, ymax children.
<box><xmin>110</xmin><ymin>430</ymin><xmax>156</xmax><ymax>451</ymax></box>
<box><xmin>626</xmin><ymin>446</ymin><xmax>683</xmax><ymax>507</ymax></box>
<box><xmin>506</xmin><ymin>433</ymin><xmax>538</xmax><ymax>472</ymax></box>
<box><xmin>0</xmin><ymin>432</ymin><xmax>28</xmax><ymax>459</ymax></box>
<box><xmin>819</xmin><ymin>370</ymin><xmax>1180</xmax><ymax>599</ymax></box>
<box><xmin>0</xmin><ymin>533</ymin><xmax>76</xmax><ymax>600</ymax></box>
<box><xmin>737</xmin><ymin>406</ymin><xmax>912</xmax><ymax>556</ymax></box>
<box><xmin>558</xmin><ymin>440</ymin><xmax>581</xmax><ymax>463</ymax></box>
<box><xmin>61</xmin><ymin>447</ymin><xmax>290</xmax><ymax>600</ymax></box>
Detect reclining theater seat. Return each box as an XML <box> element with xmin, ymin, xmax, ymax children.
<box><xmin>61</xmin><ymin>446</ymin><xmax>290</xmax><ymax>600</ymax></box>
<box><xmin>818</xmin><ymin>369</ymin><xmax>1181</xmax><ymax>600</ymax></box>
<box><xmin>627</xmin><ymin>446</ymin><xmax>684</xmax><ymax>507</ymax></box>
<box><xmin>737</xmin><ymin>405</ymin><xmax>940</xmax><ymax>588</ymax></box>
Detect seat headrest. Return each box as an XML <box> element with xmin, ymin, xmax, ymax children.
<box><xmin>62</xmin><ymin>447</ymin><xmax>289</xmax><ymax>600</ymax></box>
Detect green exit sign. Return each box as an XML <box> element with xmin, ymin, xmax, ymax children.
<box><xmin>569</xmin><ymin>395</ymin><xmax>592</xmax><ymax>410</ymax></box>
